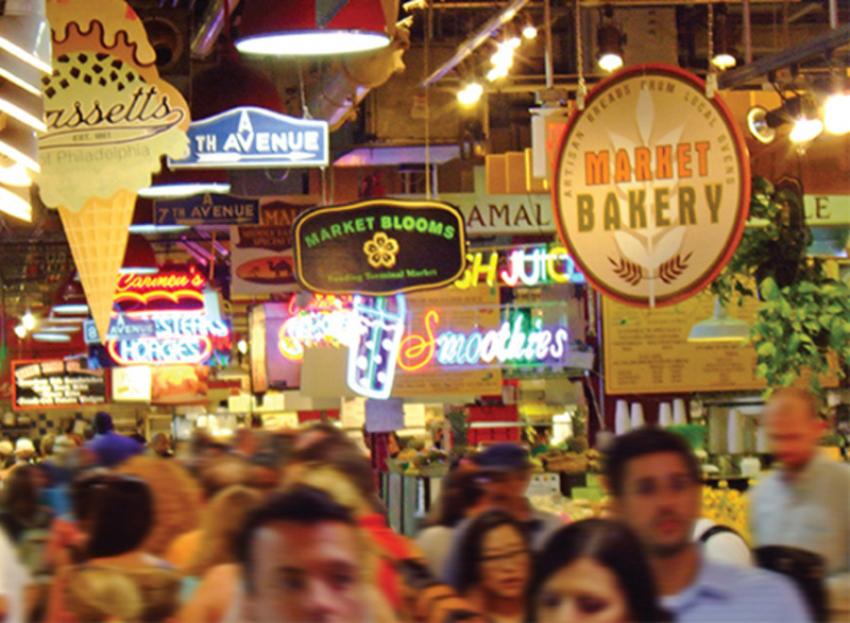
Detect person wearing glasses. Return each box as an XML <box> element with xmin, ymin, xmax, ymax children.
<box><xmin>452</xmin><ymin>510</ymin><xmax>531</xmax><ymax>623</ymax></box>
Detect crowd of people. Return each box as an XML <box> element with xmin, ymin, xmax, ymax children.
<box><xmin>0</xmin><ymin>387</ymin><xmax>845</xmax><ymax>622</ymax></box>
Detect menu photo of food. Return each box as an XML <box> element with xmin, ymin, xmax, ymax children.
<box><xmin>151</xmin><ymin>365</ymin><xmax>210</xmax><ymax>404</ymax></box>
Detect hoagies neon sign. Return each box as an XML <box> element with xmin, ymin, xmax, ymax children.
<box><xmin>399</xmin><ymin>310</ymin><xmax>570</xmax><ymax>371</ymax></box>
<box><xmin>107</xmin><ymin>313</ymin><xmax>230</xmax><ymax>366</ymax></box>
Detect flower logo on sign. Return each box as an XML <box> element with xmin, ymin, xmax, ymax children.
<box><xmin>363</xmin><ymin>232</ymin><xmax>400</xmax><ymax>269</ymax></box>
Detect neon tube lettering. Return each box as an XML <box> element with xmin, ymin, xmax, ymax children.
<box><xmin>403</xmin><ymin>309</ymin><xmax>570</xmax><ymax>369</ymax></box>
<box><xmin>456</xmin><ymin>245</ymin><xmax>585</xmax><ymax>290</ymax></box>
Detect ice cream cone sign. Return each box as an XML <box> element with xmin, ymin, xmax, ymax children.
<box><xmin>38</xmin><ymin>0</ymin><xmax>190</xmax><ymax>342</ymax></box>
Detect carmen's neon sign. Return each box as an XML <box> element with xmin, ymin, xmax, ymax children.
<box><xmin>399</xmin><ymin>310</ymin><xmax>569</xmax><ymax>371</ymax></box>
<box><xmin>454</xmin><ymin>245</ymin><xmax>585</xmax><ymax>290</ymax></box>
<box><xmin>114</xmin><ymin>267</ymin><xmax>207</xmax><ymax>306</ymax></box>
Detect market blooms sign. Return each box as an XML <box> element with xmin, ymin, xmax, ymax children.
<box><xmin>293</xmin><ymin>199</ymin><xmax>467</xmax><ymax>295</ymax></box>
<box><xmin>553</xmin><ymin>65</ymin><xmax>750</xmax><ymax>307</ymax></box>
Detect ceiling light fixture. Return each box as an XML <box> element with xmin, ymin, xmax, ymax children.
<box><xmin>0</xmin><ymin>2</ymin><xmax>51</xmax><ymax>74</ymax></box>
<box><xmin>13</xmin><ymin>324</ymin><xmax>27</xmax><ymax>339</ymax></box>
<box><xmin>0</xmin><ymin>159</ymin><xmax>32</xmax><ymax>187</ymax></box>
<box><xmin>710</xmin><ymin>4</ymin><xmax>737</xmax><ymax>71</ymax></box>
<box><xmin>21</xmin><ymin>310</ymin><xmax>37</xmax><ymax>331</ymax></box>
<box><xmin>457</xmin><ymin>81</ymin><xmax>484</xmax><ymax>107</ymax></box>
<box><xmin>824</xmin><ymin>92</ymin><xmax>850</xmax><ymax>136</ymax></box>
<box><xmin>522</xmin><ymin>19</ymin><xmax>538</xmax><ymax>40</ymax></box>
<box><xmin>0</xmin><ymin>185</ymin><xmax>32</xmax><ymax>221</ymax></box>
<box><xmin>596</xmin><ymin>8</ymin><xmax>625</xmax><ymax>73</ymax></box>
<box><xmin>786</xmin><ymin>97</ymin><xmax>823</xmax><ymax>144</ymax></box>
<box><xmin>746</xmin><ymin>105</ymin><xmax>782</xmax><ymax>144</ymax></box>
<box><xmin>32</xmin><ymin>332</ymin><xmax>71</xmax><ymax>343</ymax></box>
<box><xmin>235</xmin><ymin>0</ymin><xmax>391</xmax><ymax>57</ymax></box>
<box><xmin>138</xmin><ymin>167</ymin><xmax>231</xmax><ymax>199</ymax></box>
<box><xmin>688</xmin><ymin>299</ymin><xmax>749</xmax><ymax>343</ymax></box>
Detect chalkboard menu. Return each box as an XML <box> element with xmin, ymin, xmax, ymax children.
<box><xmin>12</xmin><ymin>359</ymin><xmax>108</xmax><ymax>411</ymax></box>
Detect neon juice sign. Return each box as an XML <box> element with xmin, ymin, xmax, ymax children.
<box><xmin>399</xmin><ymin>310</ymin><xmax>570</xmax><ymax>371</ymax></box>
<box><xmin>454</xmin><ymin>244</ymin><xmax>585</xmax><ymax>290</ymax></box>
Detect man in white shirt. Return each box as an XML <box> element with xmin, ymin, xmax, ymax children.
<box><xmin>606</xmin><ymin>428</ymin><xmax>811</xmax><ymax>623</ymax></box>
<box><xmin>0</xmin><ymin>528</ymin><xmax>30</xmax><ymax>623</ymax></box>
<box><xmin>750</xmin><ymin>388</ymin><xmax>850</xmax><ymax>620</ymax></box>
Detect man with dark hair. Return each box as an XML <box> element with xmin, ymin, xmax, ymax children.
<box><xmin>606</xmin><ymin>428</ymin><xmax>811</xmax><ymax>622</ymax></box>
<box><xmin>84</xmin><ymin>412</ymin><xmax>143</xmax><ymax>468</ymax></box>
<box><xmin>750</xmin><ymin>388</ymin><xmax>850</xmax><ymax>618</ymax></box>
<box><xmin>237</xmin><ymin>485</ymin><xmax>370</xmax><ymax>623</ymax></box>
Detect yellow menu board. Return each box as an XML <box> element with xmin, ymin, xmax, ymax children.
<box><xmin>603</xmin><ymin>290</ymin><xmax>766</xmax><ymax>394</ymax></box>
<box><xmin>603</xmin><ymin>290</ymin><xmax>839</xmax><ymax>394</ymax></box>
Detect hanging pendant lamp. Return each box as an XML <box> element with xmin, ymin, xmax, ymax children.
<box><xmin>235</xmin><ymin>0</ymin><xmax>391</xmax><ymax>57</ymax></box>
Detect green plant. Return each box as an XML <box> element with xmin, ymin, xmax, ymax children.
<box><xmin>711</xmin><ymin>177</ymin><xmax>850</xmax><ymax>395</ymax></box>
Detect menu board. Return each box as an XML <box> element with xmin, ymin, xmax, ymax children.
<box><xmin>12</xmin><ymin>359</ymin><xmax>108</xmax><ymax>411</ymax></box>
<box><xmin>603</xmin><ymin>290</ymin><xmax>837</xmax><ymax>394</ymax></box>
<box><xmin>602</xmin><ymin>290</ymin><xmax>760</xmax><ymax>394</ymax></box>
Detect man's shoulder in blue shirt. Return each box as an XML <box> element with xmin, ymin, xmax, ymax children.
<box><xmin>662</xmin><ymin>558</ymin><xmax>812</xmax><ymax>623</ymax></box>
<box><xmin>86</xmin><ymin>432</ymin><xmax>144</xmax><ymax>468</ymax></box>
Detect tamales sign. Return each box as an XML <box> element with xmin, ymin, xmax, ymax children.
<box><xmin>553</xmin><ymin>65</ymin><xmax>750</xmax><ymax>307</ymax></box>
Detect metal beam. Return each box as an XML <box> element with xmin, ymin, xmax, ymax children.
<box><xmin>719</xmin><ymin>22</ymin><xmax>850</xmax><ymax>88</ymax></box>
<box><xmin>420</xmin><ymin>0</ymin><xmax>533</xmax><ymax>87</ymax></box>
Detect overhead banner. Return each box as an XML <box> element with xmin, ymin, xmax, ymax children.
<box><xmin>154</xmin><ymin>193</ymin><xmax>260</xmax><ymax>226</ymax></box>
<box><xmin>169</xmin><ymin>107</ymin><xmax>329</xmax><ymax>169</ymax></box>
<box><xmin>230</xmin><ymin>198</ymin><xmax>313</xmax><ymax>296</ymax></box>
<box><xmin>553</xmin><ymin>65</ymin><xmax>750</xmax><ymax>308</ymax></box>
<box><xmin>12</xmin><ymin>359</ymin><xmax>108</xmax><ymax>411</ymax></box>
<box><xmin>293</xmin><ymin>199</ymin><xmax>467</xmax><ymax>295</ymax></box>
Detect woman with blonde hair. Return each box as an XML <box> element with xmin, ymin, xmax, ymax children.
<box><xmin>66</xmin><ymin>566</ymin><xmax>142</xmax><ymax>623</ymax></box>
<box><xmin>177</xmin><ymin>486</ymin><xmax>264</xmax><ymax>623</ymax></box>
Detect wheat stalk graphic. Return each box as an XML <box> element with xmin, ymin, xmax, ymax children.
<box><xmin>605</xmin><ymin>88</ymin><xmax>688</xmax><ymax>307</ymax></box>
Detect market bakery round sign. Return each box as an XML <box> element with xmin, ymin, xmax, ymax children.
<box><xmin>553</xmin><ymin>65</ymin><xmax>750</xmax><ymax>307</ymax></box>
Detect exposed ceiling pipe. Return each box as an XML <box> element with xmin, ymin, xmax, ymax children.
<box><xmin>191</xmin><ymin>0</ymin><xmax>241</xmax><ymax>60</ymax></box>
<box><xmin>306</xmin><ymin>0</ymin><xmax>407</xmax><ymax>131</ymax></box>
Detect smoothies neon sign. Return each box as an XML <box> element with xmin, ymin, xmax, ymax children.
<box><xmin>454</xmin><ymin>244</ymin><xmax>585</xmax><ymax>290</ymax></box>
<box><xmin>399</xmin><ymin>310</ymin><xmax>569</xmax><ymax>371</ymax></box>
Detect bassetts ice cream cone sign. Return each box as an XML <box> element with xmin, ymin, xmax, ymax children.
<box><xmin>553</xmin><ymin>65</ymin><xmax>750</xmax><ymax>308</ymax></box>
<box><xmin>37</xmin><ymin>0</ymin><xmax>190</xmax><ymax>342</ymax></box>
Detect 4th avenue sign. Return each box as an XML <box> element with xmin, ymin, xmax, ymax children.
<box><xmin>293</xmin><ymin>199</ymin><xmax>467</xmax><ymax>295</ymax></box>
